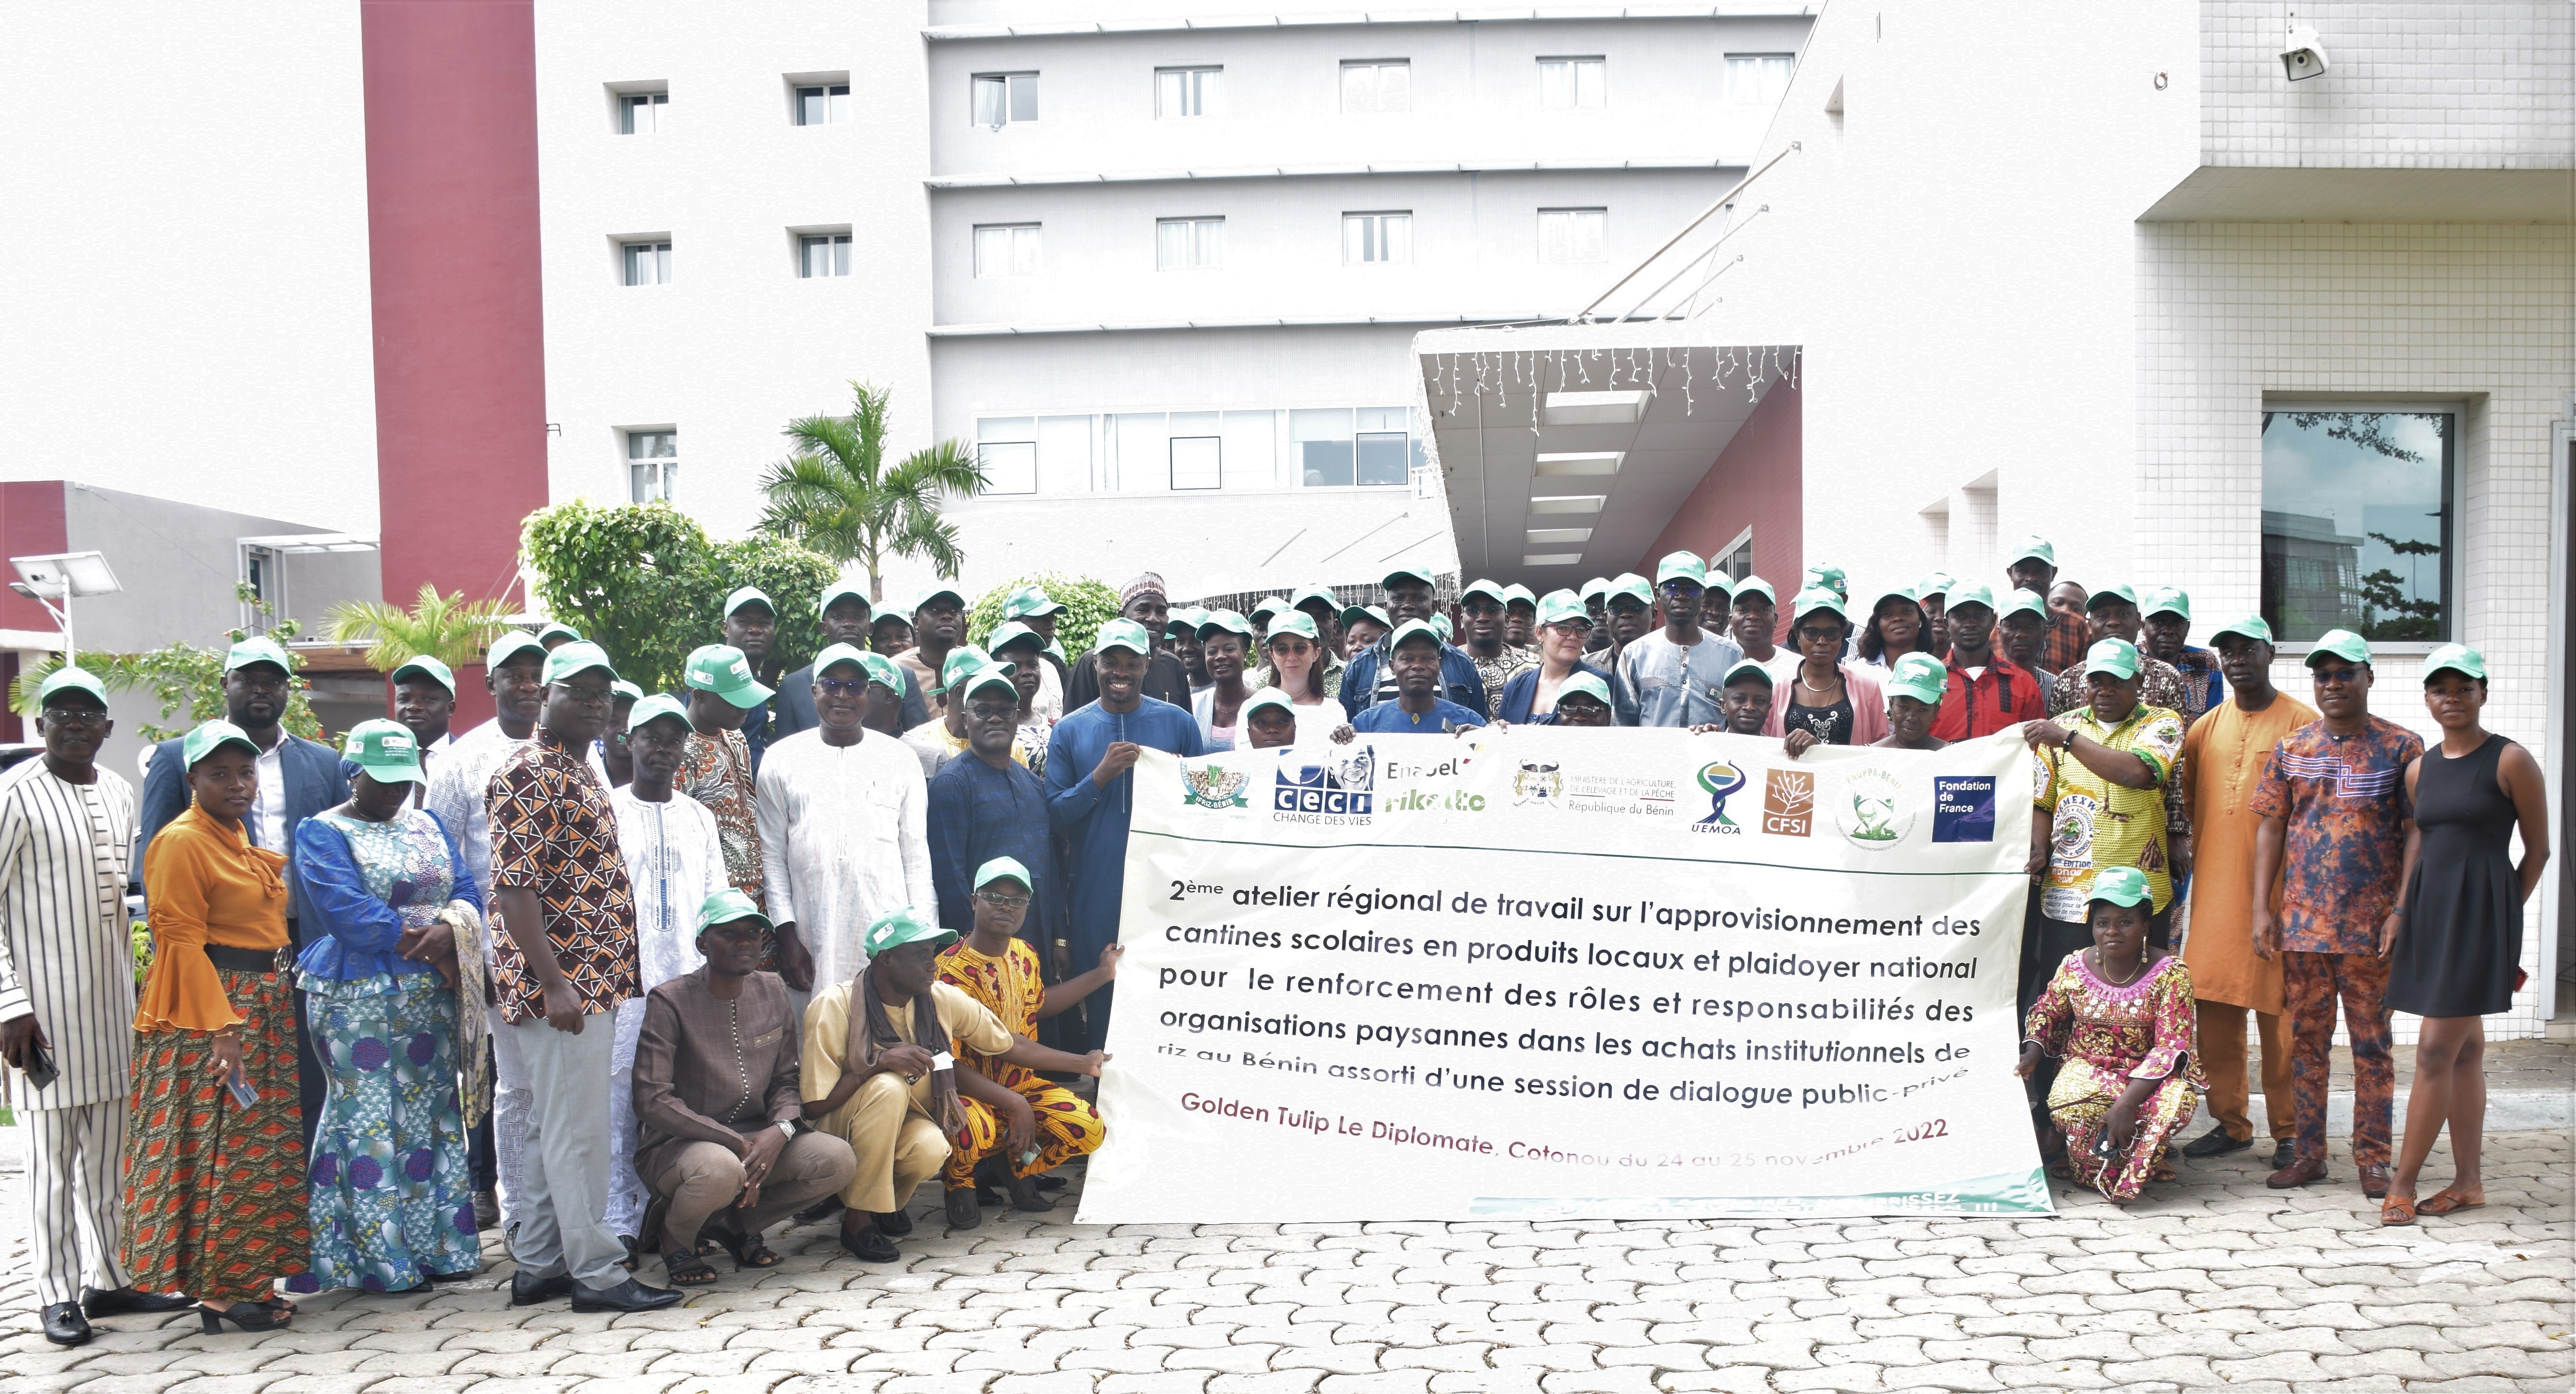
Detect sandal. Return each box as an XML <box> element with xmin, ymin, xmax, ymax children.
<box><xmin>2418</xmin><ymin>1187</ymin><xmax>2486</xmax><ymax>1216</ymax></box>
<box><xmin>945</xmin><ymin>1186</ymin><xmax>983</xmax><ymax>1230</ymax></box>
<box><xmin>706</xmin><ymin>1221</ymin><xmax>784</xmax><ymax>1270</ymax></box>
<box><xmin>662</xmin><ymin>1247</ymin><xmax>720</xmax><ymax>1286</ymax></box>
<box><xmin>2380</xmin><ymin>1195</ymin><xmax>2419</xmax><ymax>1226</ymax></box>
<box><xmin>199</xmin><ymin>1301</ymin><xmax>293</xmax><ymax>1334</ymax></box>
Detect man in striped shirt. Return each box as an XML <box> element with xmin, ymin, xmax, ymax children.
<box><xmin>0</xmin><ymin>667</ymin><xmax>191</xmax><ymax>1344</ymax></box>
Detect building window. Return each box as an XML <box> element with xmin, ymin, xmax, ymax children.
<box><xmin>1726</xmin><ymin>54</ymin><xmax>1794</xmax><ymax>106</ymax></box>
<box><xmin>1157</xmin><ymin>67</ymin><xmax>1219</xmax><ymax>118</ymax></box>
<box><xmin>2260</xmin><ymin>409</ymin><xmax>2454</xmax><ymax>643</ymax></box>
<box><xmin>622</xmin><ymin>240</ymin><xmax>672</xmax><ymax>286</ymax></box>
<box><xmin>1343</xmin><ymin>212</ymin><xmax>1411</xmax><ymax>265</ymax></box>
<box><xmin>1157</xmin><ymin>217</ymin><xmax>1223</xmax><ymax>270</ymax></box>
<box><xmin>1537</xmin><ymin>208</ymin><xmax>1606</xmax><ymax>264</ymax></box>
<box><xmin>1340</xmin><ymin>60</ymin><xmax>1410</xmax><ymax>113</ymax></box>
<box><xmin>627</xmin><ymin>430</ymin><xmax>678</xmax><ymax>503</ymax></box>
<box><xmin>1292</xmin><ymin>407</ymin><xmax>1415</xmax><ymax>487</ymax></box>
<box><xmin>973</xmin><ymin>72</ymin><xmax>1039</xmax><ymax>127</ymax></box>
<box><xmin>618</xmin><ymin>90</ymin><xmax>667</xmax><ymax>134</ymax></box>
<box><xmin>976</xmin><ymin>418</ymin><xmax>1039</xmax><ymax>496</ymax></box>
<box><xmin>800</xmin><ymin>233</ymin><xmax>851</xmax><ymax>278</ymax></box>
<box><xmin>1170</xmin><ymin>432</ymin><xmax>1222</xmax><ymax>491</ymax></box>
<box><xmin>1538</xmin><ymin>57</ymin><xmax>1605</xmax><ymax>110</ymax></box>
<box><xmin>795</xmin><ymin>83</ymin><xmax>850</xmax><ymax>125</ymax></box>
<box><xmin>974</xmin><ymin>223</ymin><xmax>1042</xmax><ymax>277</ymax></box>
<box><xmin>1712</xmin><ymin>530</ymin><xmax>1754</xmax><ymax>582</ymax></box>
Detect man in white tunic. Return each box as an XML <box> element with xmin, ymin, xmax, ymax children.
<box><xmin>0</xmin><ymin>668</ymin><xmax>192</xmax><ymax>1345</ymax></box>
<box><xmin>758</xmin><ymin>643</ymin><xmax>934</xmax><ymax>995</ymax></box>
<box><xmin>602</xmin><ymin>696</ymin><xmax>724</xmax><ymax>1242</ymax></box>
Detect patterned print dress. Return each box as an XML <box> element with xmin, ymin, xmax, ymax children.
<box><xmin>2022</xmin><ymin>951</ymin><xmax>2207</xmax><ymax>1202</ymax></box>
<box><xmin>290</xmin><ymin>809</ymin><xmax>480</xmax><ymax>1292</ymax></box>
<box><xmin>934</xmin><ymin>937</ymin><xmax>1107</xmax><ymax>1186</ymax></box>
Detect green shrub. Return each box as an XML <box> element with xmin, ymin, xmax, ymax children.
<box><xmin>967</xmin><ymin>574</ymin><xmax>1121</xmax><ymax>659</ymax></box>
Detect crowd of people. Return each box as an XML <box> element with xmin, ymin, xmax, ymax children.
<box><xmin>0</xmin><ymin>536</ymin><xmax>2548</xmax><ymax>1344</ymax></box>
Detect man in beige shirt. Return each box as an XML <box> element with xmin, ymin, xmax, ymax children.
<box><xmin>801</xmin><ymin>908</ymin><xmax>1104</xmax><ymax>1260</ymax></box>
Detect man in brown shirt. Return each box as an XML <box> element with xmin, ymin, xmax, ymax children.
<box><xmin>632</xmin><ymin>889</ymin><xmax>855</xmax><ymax>1284</ymax></box>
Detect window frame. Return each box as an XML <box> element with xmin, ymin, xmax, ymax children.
<box><xmin>972</xmin><ymin>71</ymin><xmax>1041</xmax><ymax>128</ymax></box>
<box><xmin>615</xmin><ymin>87</ymin><xmax>668</xmax><ymax>135</ymax></box>
<box><xmin>1339</xmin><ymin>59</ymin><xmax>1412</xmax><ymax>114</ymax></box>
<box><xmin>2258</xmin><ymin>398</ymin><xmax>2463</xmax><ymax>653</ymax></box>
<box><xmin>1537</xmin><ymin>55</ymin><xmax>1607</xmax><ymax>110</ymax></box>
<box><xmin>792</xmin><ymin>81</ymin><xmax>852</xmax><ymax>126</ymax></box>
<box><xmin>1156</xmin><ymin>216</ymin><xmax>1225</xmax><ymax>271</ymax></box>
<box><xmin>797</xmin><ymin>230</ymin><xmax>853</xmax><ymax>279</ymax></box>
<box><xmin>620</xmin><ymin>238</ymin><xmax>673</xmax><ymax>286</ymax></box>
<box><xmin>1342</xmin><ymin>211</ymin><xmax>1413</xmax><ymax>266</ymax></box>
<box><xmin>1724</xmin><ymin>53</ymin><xmax>1795</xmax><ymax>107</ymax></box>
<box><xmin>1536</xmin><ymin>207</ymin><xmax>1607</xmax><ymax>265</ymax></box>
<box><xmin>624</xmin><ymin>428</ymin><xmax>679</xmax><ymax>504</ymax></box>
<box><xmin>973</xmin><ymin>222</ymin><xmax>1044</xmax><ymax>278</ymax></box>
<box><xmin>1156</xmin><ymin>66</ymin><xmax>1221</xmax><ymax>119</ymax></box>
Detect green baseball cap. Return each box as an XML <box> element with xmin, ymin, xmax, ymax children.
<box><xmin>1608</xmin><ymin>573</ymin><xmax>1654</xmax><ymax>606</ymax></box>
<box><xmin>2206</xmin><ymin>613</ymin><xmax>2273</xmax><ymax>646</ymax></box>
<box><xmin>864</xmin><ymin>905</ymin><xmax>956</xmax><ymax>958</ymax></box>
<box><xmin>35</xmin><ymin>665</ymin><xmax>109</xmax><ymax>707</ymax></box>
<box><xmin>1884</xmin><ymin>652</ymin><xmax>1950</xmax><ymax>706</ymax></box>
<box><xmin>182</xmin><ymin>718</ymin><xmax>261</xmax><ymax>769</ymax></box>
<box><xmin>1556</xmin><ymin>672</ymin><xmax>1613</xmax><ymax>709</ymax></box>
<box><xmin>2083</xmin><ymin>637</ymin><xmax>2142</xmax><ymax>680</ymax></box>
<box><xmin>2087</xmin><ymin>865</ymin><xmax>2151</xmax><ymax>909</ymax></box>
<box><xmin>536</xmin><ymin>621</ymin><xmax>582</xmax><ymax>645</ymax></box>
<box><xmin>1999</xmin><ymin>588</ymin><xmax>2048</xmax><ymax>622</ymax></box>
<box><xmin>1803</xmin><ymin>564</ymin><xmax>1848</xmax><ymax>595</ymax></box>
<box><xmin>2085</xmin><ymin>582</ymin><xmax>2140</xmax><ymax>614</ymax></box>
<box><xmin>224</xmin><ymin>635</ymin><xmax>292</xmax><ymax>675</ymax></box>
<box><xmin>1655</xmin><ymin>552</ymin><xmax>1708</xmax><ymax>587</ymax></box>
<box><xmin>2423</xmin><ymin>643</ymin><xmax>2485</xmax><ymax>682</ymax></box>
<box><xmin>1265</xmin><ymin>611</ymin><xmax>1320</xmax><ymax>644</ymax></box>
<box><xmin>1944</xmin><ymin>581</ymin><xmax>1997</xmax><ymax>615</ymax></box>
<box><xmin>1291</xmin><ymin>585</ymin><xmax>1340</xmax><ymax>615</ymax></box>
<box><xmin>1460</xmin><ymin>578</ymin><xmax>1508</xmax><ymax>605</ymax></box>
<box><xmin>1001</xmin><ymin>585</ymin><xmax>1064</xmax><ymax>620</ymax></box>
<box><xmin>957</xmin><ymin>662</ymin><xmax>1020</xmax><ymax>704</ymax></box>
<box><xmin>818</xmin><ymin>580</ymin><xmax>872</xmax><ymax>617</ymax></box>
<box><xmin>341</xmin><ymin>718</ymin><xmax>427</xmax><ymax>785</ymax></box>
<box><xmin>543</xmin><ymin>640</ymin><xmax>619</xmax><ymax>685</ymax></box>
<box><xmin>1166</xmin><ymin>607</ymin><xmax>1207</xmax><ymax>637</ymax></box>
<box><xmin>936</xmin><ymin>645</ymin><xmax>994</xmax><ymax>694</ymax></box>
<box><xmin>1723</xmin><ymin>658</ymin><xmax>1774</xmax><ymax>687</ymax></box>
<box><xmin>486</xmin><ymin>631</ymin><xmax>547</xmax><ymax>671</ymax></box>
<box><xmin>611</xmin><ymin>679</ymin><xmax>643</xmax><ymax>704</ymax></box>
<box><xmin>1864</xmin><ymin>581</ymin><xmax>1918</xmax><ymax>612</ymax></box>
<box><xmin>626</xmin><ymin>692</ymin><xmax>692</xmax><ymax>735</ymax></box>
<box><xmin>1382</xmin><ymin>566</ymin><xmax>1439</xmax><ymax>591</ymax></box>
<box><xmin>721</xmin><ymin>586</ymin><xmax>776</xmax><ymax>620</ymax></box>
<box><xmin>1579</xmin><ymin>577</ymin><xmax>1612</xmax><ymax>603</ymax></box>
<box><xmin>1340</xmin><ymin>603</ymin><xmax>1391</xmax><ymax>633</ymax></box>
<box><xmin>389</xmin><ymin>655</ymin><xmax>456</xmax><ymax>694</ymax></box>
<box><xmin>1731</xmin><ymin>574</ymin><xmax>1776</xmax><ymax>606</ymax></box>
<box><xmin>861</xmin><ymin>652</ymin><xmax>904</xmax><ymax>690</ymax></box>
<box><xmin>1249</xmin><ymin>595</ymin><xmax>1289</xmax><ymax>621</ymax></box>
<box><xmin>1388</xmin><ymin>619</ymin><xmax>1443</xmax><ymax>649</ymax></box>
<box><xmin>1916</xmin><ymin>572</ymin><xmax>1955</xmax><ymax>601</ymax></box>
<box><xmin>1700</xmin><ymin>569</ymin><xmax>1735</xmax><ymax>598</ymax></box>
<box><xmin>1428</xmin><ymin>614</ymin><xmax>1453</xmax><ymax>642</ymax></box>
<box><xmin>2143</xmin><ymin>585</ymin><xmax>2190</xmax><ymax>621</ymax></box>
<box><xmin>1094</xmin><ymin>618</ymin><xmax>1154</xmax><ymax>656</ymax></box>
<box><xmin>973</xmin><ymin>856</ymin><xmax>1032</xmax><ymax>892</ymax></box>
<box><xmin>2008</xmin><ymin>536</ymin><xmax>2056</xmax><ymax>568</ymax></box>
<box><xmin>812</xmin><ymin>641</ymin><xmax>871</xmax><ymax>678</ymax></box>
<box><xmin>682</xmin><ymin>643</ymin><xmax>768</xmax><ymax>706</ymax></box>
<box><xmin>912</xmin><ymin>582</ymin><xmax>965</xmax><ymax>614</ymax></box>
<box><xmin>986</xmin><ymin>620</ymin><xmax>1043</xmax><ymax>654</ymax></box>
<box><xmin>2305</xmin><ymin>629</ymin><xmax>2372</xmax><ymax>667</ymax></box>
<box><xmin>1788</xmin><ymin>587</ymin><xmax>1848</xmax><ymax>625</ymax></box>
<box><xmin>1243</xmin><ymin>688</ymin><xmax>1297</xmax><ymax>721</ymax></box>
<box><xmin>1501</xmin><ymin>583</ymin><xmax>1537</xmax><ymax>611</ymax></box>
<box><xmin>1536</xmin><ymin>590</ymin><xmax>1588</xmax><ymax>628</ymax></box>
<box><xmin>695</xmin><ymin>887</ymin><xmax>773</xmax><ymax>936</ymax></box>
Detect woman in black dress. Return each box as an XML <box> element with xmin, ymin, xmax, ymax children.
<box><xmin>2382</xmin><ymin>646</ymin><xmax>2551</xmax><ymax>1225</ymax></box>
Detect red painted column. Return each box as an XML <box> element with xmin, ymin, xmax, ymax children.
<box><xmin>0</xmin><ymin>482</ymin><xmax>70</xmax><ymax>742</ymax></box>
<box><xmin>360</xmin><ymin>0</ymin><xmax>549</xmax><ymax>730</ymax></box>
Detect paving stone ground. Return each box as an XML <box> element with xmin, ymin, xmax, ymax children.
<box><xmin>5</xmin><ymin>1103</ymin><xmax>2569</xmax><ymax>1394</ymax></box>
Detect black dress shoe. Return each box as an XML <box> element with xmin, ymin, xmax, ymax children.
<box><xmin>2181</xmin><ymin>1128</ymin><xmax>2252</xmax><ymax>1159</ymax></box>
<box><xmin>509</xmin><ymin>1270</ymin><xmax>574</xmax><ymax>1306</ymax></box>
<box><xmin>41</xmin><ymin>1302</ymin><xmax>92</xmax><ymax>1346</ymax></box>
<box><xmin>793</xmin><ymin>1196</ymin><xmax>843</xmax><ymax>1226</ymax></box>
<box><xmin>2270</xmin><ymin>1140</ymin><xmax>2296</xmax><ymax>1169</ymax></box>
<box><xmin>839</xmin><ymin>1226</ymin><xmax>900</xmax><ymax>1263</ymax></box>
<box><xmin>944</xmin><ymin>1187</ymin><xmax>983</xmax><ymax>1230</ymax></box>
<box><xmin>82</xmin><ymin>1285</ymin><xmax>194</xmax><ymax>1317</ymax></box>
<box><xmin>472</xmin><ymin>1190</ymin><xmax>500</xmax><ymax>1231</ymax></box>
<box><xmin>874</xmin><ymin>1207</ymin><xmax>914</xmax><ymax>1237</ymax></box>
<box><xmin>569</xmin><ymin>1276</ymin><xmax>682</xmax><ymax>1313</ymax></box>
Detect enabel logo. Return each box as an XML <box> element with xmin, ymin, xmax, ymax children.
<box><xmin>1762</xmin><ymin>769</ymin><xmax>1814</xmax><ymax>837</ymax></box>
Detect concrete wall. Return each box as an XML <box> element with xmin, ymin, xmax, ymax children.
<box><xmin>0</xmin><ymin>2</ymin><xmax>380</xmax><ymax>532</ymax></box>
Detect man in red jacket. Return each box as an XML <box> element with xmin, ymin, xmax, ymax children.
<box><xmin>1929</xmin><ymin>581</ymin><xmax>2047</xmax><ymax>741</ymax></box>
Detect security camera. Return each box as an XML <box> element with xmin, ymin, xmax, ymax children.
<box><xmin>2280</xmin><ymin>25</ymin><xmax>2329</xmax><ymax>81</ymax></box>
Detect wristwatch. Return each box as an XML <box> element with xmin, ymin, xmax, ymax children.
<box><xmin>773</xmin><ymin>1118</ymin><xmax>796</xmax><ymax>1141</ymax></box>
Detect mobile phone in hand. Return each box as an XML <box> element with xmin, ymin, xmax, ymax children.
<box><xmin>226</xmin><ymin>1065</ymin><xmax>258</xmax><ymax>1110</ymax></box>
<box><xmin>21</xmin><ymin>1040</ymin><xmax>59</xmax><ymax>1091</ymax></box>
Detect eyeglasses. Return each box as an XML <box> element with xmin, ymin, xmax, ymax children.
<box><xmin>817</xmin><ymin>678</ymin><xmax>870</xmax><ymax>696</ymax></box>
<box><xmin>1796</xmin><ymin>627</ymin><xmax>1843</xmax><ymax>643</ymax></box>
<box><xmin>974</xmin><ymin>890</ymin><xmax>1031</xmax><ymax>911</ymax></box>
<box><xmin>40</xmin><ymin>707</ymin><xmax>107</xmax><ymax>727</ymax></box>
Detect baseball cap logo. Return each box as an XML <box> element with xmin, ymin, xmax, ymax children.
<box><xmin>381</xmin><ymin>733</ymin><xmax>415</xmax><ymax>754</ymax></box>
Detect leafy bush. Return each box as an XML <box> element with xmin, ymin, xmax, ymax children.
<box><xmin>967</xmin><ymin>574</ymin><xmax>1121</xmax><ymax>658</ymax></box>
<box><xmin>523</xmin><ymin>500</ymin><xmax>839</xmax><ymax>692</ymax></box>
<box><xmin>8</xmin><ymin>585</ymin><xmax>323</xmax><ymax>743</ymax></box>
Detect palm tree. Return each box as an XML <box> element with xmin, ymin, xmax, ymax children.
<box><xmin>326</xmin><ymin>584</ymin><xmax>518</xmax><ymax>672</ymax></box>
<box><xmin>756</xmin><ymin>381</ymin><xmax>987</xmax><ymax>602</ymax></box>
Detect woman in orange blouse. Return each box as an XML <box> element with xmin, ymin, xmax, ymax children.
<box><xmin>125</xmin><ymin>721</ymin><xmax>307</xmax><ymax>1334</ymax></box>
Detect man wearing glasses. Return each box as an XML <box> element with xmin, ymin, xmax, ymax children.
<box><xmin>136</xmin><ymin>635</ymin><xmax>349</xmax><ymax>1146</ymax></box>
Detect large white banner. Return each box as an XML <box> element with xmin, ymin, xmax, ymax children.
<box><xmin>1078</xmin><ymin>726</ymin><xmax>2050</xmax><ymax>1222</ymax></box>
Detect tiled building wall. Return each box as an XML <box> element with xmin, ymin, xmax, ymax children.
<box><xmin>2202</xmin><ymin>0</ymin><xmax>2572</xmax><ymax>167</ymax></box>
<box><xmin>2138</xmin><ymin>219</ymin><xmax>2571</xmax><ymax>1040</ymax></box>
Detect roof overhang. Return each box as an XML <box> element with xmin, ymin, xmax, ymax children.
<box><xmin>2140</xmin><ymin>166</ymin><xmax>2575</xmax><ymax>222</ymax></box>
